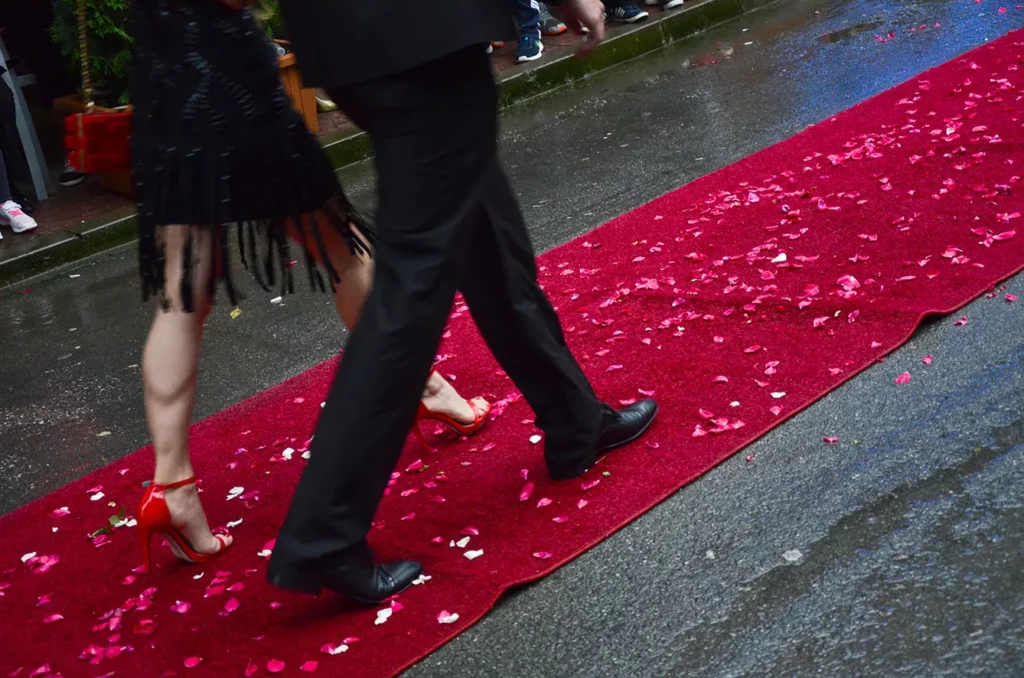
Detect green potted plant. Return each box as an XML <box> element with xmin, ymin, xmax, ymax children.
<box><xmin>50</xmin><ymin>0</ymin><xmax>132</xmax><ymax>108</ymax></box>
<box><xmin>49</xmin><ymin>0</ymin><xmax>133</xmax><ymax>196</ymax></box>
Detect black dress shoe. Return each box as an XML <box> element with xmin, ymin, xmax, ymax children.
<box><xmin>596</xmin><ymin>399</ymin><xmax>658</xmax><ymax>455</ymax></box>
<box><xmin>549</xmin><ymin>399</ymin><xmax>658</xmax><ymax>481</ymax></box>
<box><xmin>267</xmin><ymin>540</ymin><xmax>423</xmax><ymax>606</ymax></box>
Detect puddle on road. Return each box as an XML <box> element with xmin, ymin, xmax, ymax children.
<box><xmin>818</xmin><ymin>21</ymin><xmax>883</xmax><ymax>43</ymax></box>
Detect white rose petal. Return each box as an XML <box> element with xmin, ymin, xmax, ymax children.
<box><xmin>705</xmin><ymin>550</ymin><xmax>715</xmax><ymax>560</ymax></box>
<box><xmin>412</xmin><ymin>574</ymin><xmax>432</xmax><ymax>586</ymax></box>
<box><xmin>282</xmin><ymin>447</ymin><xmax>295</xmax><ymax>460</ymax></box>
<box><xmin>770</xmin><ymin>392</ymin><xmax>787</xmax><ymax>399</ymax></box>
<box><xmin>783</xmin><ymin>549</ymin><xmax>803</xmax><ymax>563</ymax></box>
<box><xmin>90</xmin><ymin>492</ymin><xmax>105</xmax><ymax>501</ymax></box>
<box><xmin>21</xmin><ymin>552</ymin><xmax>37</xmax><ymax>563</ymax></box>
<box><xmin>463</xmin><ymin>549</ymin><xmax>484</xmax><ymax>561</ymax></box>
<box><xmin>227</xmin><ymin>487</ymin><xmax>244</xmax><ymax>500</ymax></box>
<box><xmin>529</xmin><ymin>434</ymin><xmax>542</xmax><ymax>445</ymax></box>
<box><xmin>226</xmin><ymin>518</ymin><xmax>244</xmax><ymax>529</ymax></box>
<box><xmin>771</xmin><ymin>253</ymin><xmax>787</xmax><ymax>263</ymax></box>
<box><xmin>375</xmin><ymin>608</ymin><xmax>393</xmax><ymax>625</ymax></box>
<box><xmin>455</xmin><ymin>536</ymin><xmax>471</xmax><ymax>548</ymax></box>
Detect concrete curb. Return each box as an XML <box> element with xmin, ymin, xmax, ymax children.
<box><xmin>0</xmin><ymin>0</ymin><xmax>776</xmax><ymax>288</ymax></box>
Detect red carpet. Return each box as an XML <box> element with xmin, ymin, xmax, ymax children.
<box><xmin>4</xmin><ymin>32</ymin><xmax>1024</xmax><ymax>678</ymax></box>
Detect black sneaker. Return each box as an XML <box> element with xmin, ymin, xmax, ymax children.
<box><xmin>59</xmin><ymin>161</ymin><xmax>85</xmax><ymax>188</ymax></box>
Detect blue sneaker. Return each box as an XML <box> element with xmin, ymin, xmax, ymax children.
<box><xmin>607</xmin><ymin>3</ymin><xmax>650</xmax><ymax>22</ymax></box>
<box><xmin>516</xmin><ymin>34</ymin><xmax>544</xmax><ymax>63</ymax></box>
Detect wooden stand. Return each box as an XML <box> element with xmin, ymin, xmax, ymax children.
<box><xmin>276</xmin><ymin>45</ymin><xmax>318</xmax><ymax>135</ymax></box>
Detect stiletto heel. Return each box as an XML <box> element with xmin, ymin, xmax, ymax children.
<box><xmin>413</xmin><ymin>370</ymin><xmax>491</xmax><ymax>452</ymax></box>
<box><xmin>140</xmin><ymin>526</ymin><xmax>154</xmax><ymax>575</ymax></box>
<box><xmin>137</xmin><ymin>477</ymin><xmax>231</xmax><ymax>573</ymax></box>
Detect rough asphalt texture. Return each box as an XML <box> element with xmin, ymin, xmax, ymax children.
<box><xmin>1</xmin><ymin>0</ymin><xmax>1023</xmax><ymax>675</ymax></box>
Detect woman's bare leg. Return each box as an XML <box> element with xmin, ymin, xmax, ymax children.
<box><xmin>142</xmin><ymin>225</ymin><xmax>231</xmax><ymax>554</ymax></box>
<box><xmin>290</xmin><ymin>220</ymin><xmax>486</xmax><ymax>423</ymax></box>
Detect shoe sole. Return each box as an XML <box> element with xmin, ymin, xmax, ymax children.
<box><xmin>610</xmin><ymin>12</ymin><xmax>650</xmax><ymax>23</ymax></box>
<box><xmin>596</xmin><ymin>403</ymin><xmax>659</xmax><ymax>457</ymax></box>
<box><xmin>542</xmin><ymin>26</ymin><xmax>567</xmax><ymax>36</ymax></box>
<box><xmin>10</xmin><ymin>223</ymin><xmax>38</xmax><ymax>234</ymax></box>
<box><xmin>59</xmin><ymin>176</ymin><xmax>86</xmax><ymax>187</ymax></box>
<box><xmin>269</xmin><ymin>568</ymin><xmax>422</xmax><ymax>606</ymax></box>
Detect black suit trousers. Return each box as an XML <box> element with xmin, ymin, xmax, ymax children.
<box><xmin>269</xmin><ymin>47</ymin><xmax>602</xmax><ymax>572</ymax></box>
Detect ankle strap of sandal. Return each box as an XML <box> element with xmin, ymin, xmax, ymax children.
<box><xmin>145</xmin><ymin>477</ymin><xmax>197</xmax><ymax>490</ymax></box>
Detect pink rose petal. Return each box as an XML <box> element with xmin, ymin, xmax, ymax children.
<box><xmin>461</xmin><ymin>526</ymin><xmax>480</xmax><ymax>536</ymax></box>
<box><xmin>553</xmin><ymin>515</ymin><xmax>569</xmax><ymax>523</ymax></box>
<box><xmin>222</xmin><ymin>598</ymin><xmax>240</xmax><ymax>615</ymax></box>
<box><xmin>437</xmin><ymin>610</ymin><xmax>460</xmax><ymax>624</ymax></box>
<box><xmin>519</xmin><ymin>482</ymin><xmax>535</xmax><ymax>502</ymax></box>
<box><xmin>406</xmin><ymin>459</ymin><xmax>424</xmax><ymax>472</ymax></box>
<box><xmin>953</xmin><ymin>316</ymin><xmax>968</xmax><ymax>326</ymax></box>
<box><xmin>184</xmin><ymin>657</ymin><xmax>202</xmax><ymax>669</ymax></box>
<box><xmin>533</xmin><ymin>552</ymin><xmax>553</xmax><ymax>560</ymax></box>
<box><xmin>536</xmin><ymin>497</ymin><xmax>552</xmax><ymax>508</ymax></box>
<box><xmin>581</xmin><ymin>479</ymin><xmax>601</xmax><ymax>491</ymax></box>
<box><xmin>171</xmin><ymin>600</ymin><xmax>190</xmax><ymax>614</ymax></box>
<box><xmin>1006</xmin><ymin>293</ymin><xmax>1018</xmax><ymax>302</ymax></box>
<box><xmin>267</xmin><ymin>659</ymin><xmax>286</xmax><ymax>674</ymax></box>
<box><xmin>42</xmin><ymin>614</ymin><xmax>63</xmax><ymax>623</ymax></box>
<box><xmin>246</xmin><ymin>661</ymin><xmax>258</xmax><ymax>677</ymax></box>
<box><xmin>922</xmin><ymin>355</ymin><xmax>933</xmax><ymax>365</ymax></box>
<box><xmin>823</xmin><ymin>436</ymin><xmax>839</xmax><ymax>444</ymax></box>
<box><xmin>894</xmin><ymin>372</ymin><xmax>912</xmax><ymax>385</ymax></box>
<box><xmin>301</xmin><ymin>661</ymin><xmax>319</xmax><ymax>673</ymax></box>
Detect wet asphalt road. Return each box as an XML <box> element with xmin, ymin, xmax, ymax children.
<box><xmin>2</xmin><ymin>0</ymin><xmax>1024</xmax><ymax>675</ymax></box>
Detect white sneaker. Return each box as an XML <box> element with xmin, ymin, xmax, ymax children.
<box><xmin>0</xmin><ymin>200</ymin><xmax>38</xmax><ymax>234</ymax></box>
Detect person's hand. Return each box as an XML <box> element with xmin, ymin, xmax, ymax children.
<box><xmin>560</xmin><ymin>0</ymin><xmax>605</xmax><ymax>57</ymax></box>
<box><xmin>221</xmin><ymin>0</ymin><xmax>256</xmax><ymax>9</ymax></box>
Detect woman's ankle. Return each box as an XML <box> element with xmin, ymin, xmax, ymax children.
<box><xmin>153</xmin><ymin>461</ymin><xmax>195</xmax><ymax>485</ymax></box>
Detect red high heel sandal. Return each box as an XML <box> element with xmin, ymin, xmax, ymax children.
<box><xmin>137</xmin><ymin>477</ymin><xmax>231</xmax><ymax>574</ymax></box>
<box><xmin>413</xmin><ymin>371</ymin><xmax>492</xmax><ymax>452</ymax></box>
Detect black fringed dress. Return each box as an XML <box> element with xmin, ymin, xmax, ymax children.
<box><xmin>130</xmin><ymin>0</ymin><xmax>370</xmax><ymax>311</ymax></box>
